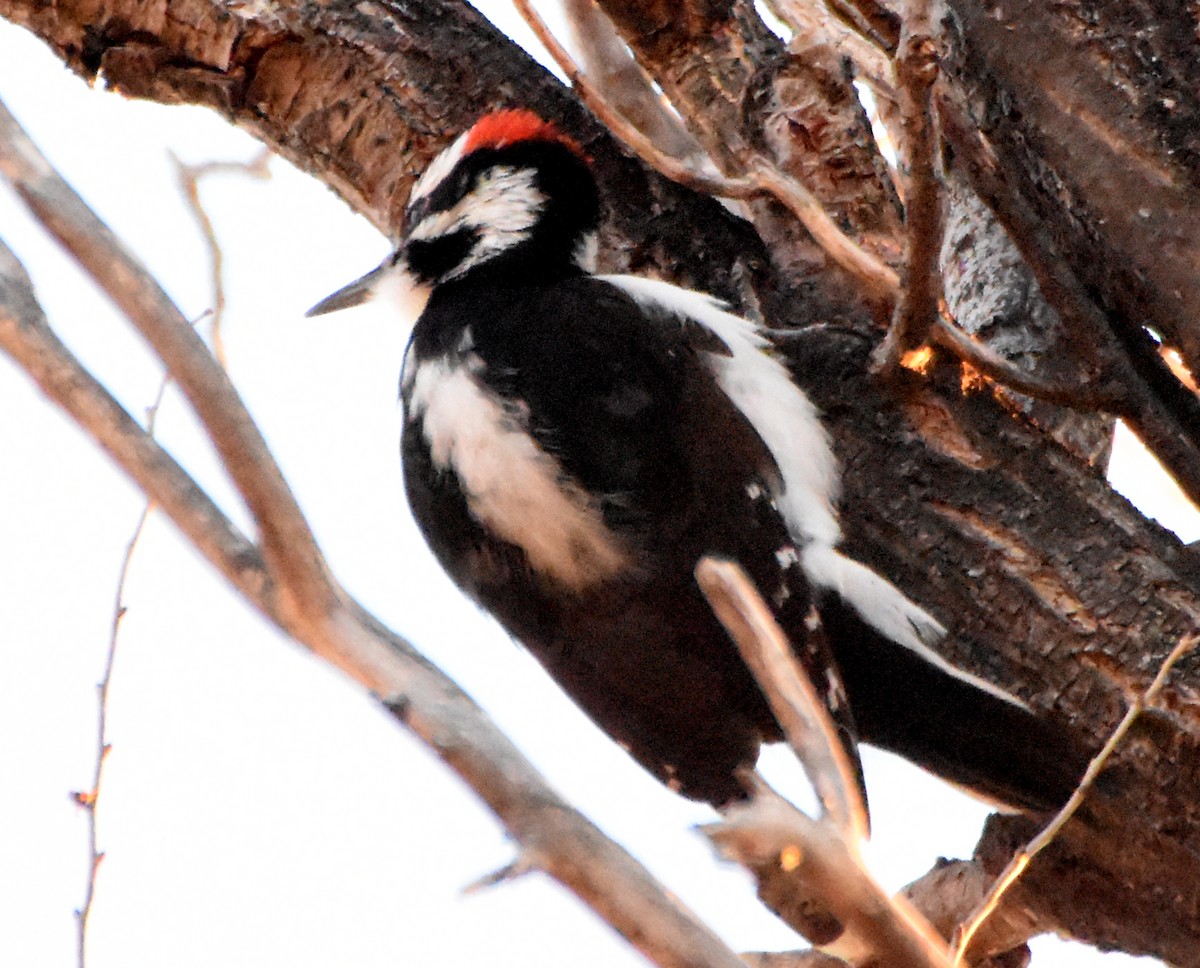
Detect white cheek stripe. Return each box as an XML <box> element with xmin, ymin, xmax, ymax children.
<box><xmin>407</xmin><ymin>358</ymin><xmax>630</xmax><ymax>590</ymax></box>
<box><xmin>599</xmin><ymin>275</ymin><xmax>841</xmax><ymax>547</ymax></box>
<box><xmin>409</xmin><ymin>167</ymin><xmax>546</xmax><ymax>281</ymax></box>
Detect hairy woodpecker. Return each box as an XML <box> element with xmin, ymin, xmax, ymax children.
<box><xmin>310</xmin><ymin>109</ymin><xmax>1086</xmax><ymax>811</ymax></box>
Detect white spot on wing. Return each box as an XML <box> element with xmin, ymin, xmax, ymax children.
<box><xmin>600</xmin><ymin>275</ymin><xmax>840</xmax><ymax>547</ymax></box>
<box><xmin>407</xmin><ymin>358</ymin><xmax>630</xmax><ymax>590</ymax></box>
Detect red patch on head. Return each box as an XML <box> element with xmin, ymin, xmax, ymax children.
<box><xmin>464</xmin><ymin>109</ymin><xmax>587</xmax><ymax>161</ymax></box>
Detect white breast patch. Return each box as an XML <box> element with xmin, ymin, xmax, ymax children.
<box><xmin>406</xmin><ymin>357</ymin><xmax>630</xmax><ymax>590</ymax></box>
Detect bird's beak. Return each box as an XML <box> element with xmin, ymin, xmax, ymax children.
<box><xmin>305</xmin><ymin>258</ymin><xmax>393</xmax><ymax>317</ymax></box>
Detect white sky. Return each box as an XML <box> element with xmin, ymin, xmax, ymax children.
<box><xmin>0</xmin><ymin>9</ymin><xmax>1194</xmax><ymax>968</ymax></box>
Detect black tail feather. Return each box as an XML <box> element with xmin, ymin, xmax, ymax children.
<box><xmin>818</xmin><ymin>597</ymin><xmax>1091</xmax><ymax>812</ymax></box>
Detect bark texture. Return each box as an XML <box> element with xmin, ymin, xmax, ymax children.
<box><xmin>3</xmin><ymin>0</ymin><xmax>1200</xmax><ymax>962</ymax></box>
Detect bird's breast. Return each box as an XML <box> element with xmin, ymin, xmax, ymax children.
<box><xmin>402</xmin><ymin>351</ymin><xmax>632</xmax><ymax>591</ymax></box>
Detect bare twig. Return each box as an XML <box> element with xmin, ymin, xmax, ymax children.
<box><xmin>73</xmin><ymin>144</ymin><xmax>254</xmax><ymax>956</ymax></box>
<box><xmin>558</xmin><ymin>0</ymin><xmax>711</xmax><ymax>168</ymax></box>
<box><xmin>872</xmin><ymin>0</ymin><xmax>944</xmax><ymax>372</ymax></box>
<box><xmin>930</xmin><ymin>315</ymin><xmax>1129</xmax><ymax>412</ymax></box>
<box><xmin>703</xmin><ymin>776</ymin><xmax>951</xmax><ymax>968</ymax></box>
<box><xmin>462</xmin><ymin>855</ymin><xmax>535</xmax><ymax>894</ymax></box>
<box><xmin>512</xmin><ymin>0</ymin><xmax>901</xmax><ymax>302</ymax></box>
<box><xmin>695</xmin><ymin>557</ymin><xmax>868</xmax><ymax>843</ymax></box>
<box><xmin>170</xmin><ymin>149</ymin><xmax>272</xmax><ymax>367</ymax></box>
<box><xmin>952</xmin><ymin>633</ymin><xmax>1200</xmax><ymax>965</ymax></box>
<box><xmin>72</xmin><ymin>433</ymin><xmax>159</xmax><ymax>966</ymax></box>
<box><xmin>0</xmin><ymin>193</ymin><xmax>748</xmax><ymax>968</ymax></box>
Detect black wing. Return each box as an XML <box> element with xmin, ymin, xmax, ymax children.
<box><xmin>403</xmin><ymin>274</ymin><xmax>864</xmax><ymax>805</ymax></box>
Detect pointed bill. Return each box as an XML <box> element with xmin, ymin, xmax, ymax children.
<box><xmin>305</xmin><ymin>259</ymin><xmax>393</xmax><ymax>317</ymax></box>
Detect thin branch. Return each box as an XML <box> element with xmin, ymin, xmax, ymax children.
<box><xmin>747</xmin><ymin>163</ymin><xmax>900</xmax><ymax>302</ymax></box>
<box><xmin>952</xmin><ymin>633</ymin><xmax>1200</xmax><ymax>965</ymax></box>
<box><xmin>0</xmin><ymin>243</ymin><xmax>748</xmax><ymax>968</ymax></box>
<box><xmin>902</xmin><ymin>859</ymin><xmax>1046</xmax><ymax>964</ymax></box>
<box><xmin>558</xmin><ymin>0</ymin><xmax>712</xmax><ymax>168</ymax></box>
<box><xmin>695</xmin><ymin>557</ymin><xmax>868</xmax><ymax>843</ymax></box>
<box><xmin>170</xmin><ymin>149</ymin><xmax>272</xmax><ymax>367</ymax></box>
<box><xmin>74</xmin><ymin>144</ymin><xmax>257</xmax><ymax>956</ymax></box>
<box><xmin>872</xmin><ymin>0</ymin><xmax>943</xmax><ymax>372</ymax></box>
<box><xmin>930</xmin><ymin>314</ymin><xmax>1130</xmax><ymax>412</ymax></box>
<box><xmin>72</xmin><ymin>443</ymin><xmax>161</xmax><ymax>967</ymax></box>
<box><xmin>0</xmin><ymin>97</ymin><xmax>336</xmax><ymax>636</ymax></box>
<box><xmin>512</xmin><ymin>0</ymin><xmax>901</xmax><ymax>303</ymax></box>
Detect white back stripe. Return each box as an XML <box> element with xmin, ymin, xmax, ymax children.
<box><xmin>600</xmin><ymin>275</ymin><xmax>841</xmax><ymax>547</ymax></box>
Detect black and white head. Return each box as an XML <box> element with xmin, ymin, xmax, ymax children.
<box><xmin>308</xmin><ymin>110</ymin><xmax>600</xmax><ymax>316</ymax></box>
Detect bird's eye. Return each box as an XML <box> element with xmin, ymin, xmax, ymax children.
<box><xmin>454</xmin><ymin>169</ymin><xmax>476</xmax><ymax>197</ymax></box>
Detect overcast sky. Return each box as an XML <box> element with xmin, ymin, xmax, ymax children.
<box><xmin>1</xmin><ymin>9</ymin><xmax>1193</xmax><ymax>968</ymax></box>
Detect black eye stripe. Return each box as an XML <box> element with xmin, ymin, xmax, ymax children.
<box><xmin>405</xmin><ymin>229</ymin><xmax>479</xmax><ymax>282</ymax></box>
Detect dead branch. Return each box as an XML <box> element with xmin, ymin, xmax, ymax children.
<box><xmin>872</xmin><ymin>0</ymin><xmax>944</xmax><ymax>372</ymax></box>
<box><xmin>953</xmin><ymin>633</ymin><xmax>1200</xmax><ymax>965</ymax></box>
<box><xmin>703</xmin><ymin>777</ymin><xmax>950</xmax><ymax>968</ymax></box>
<box><xmin>695</xmin><ymin>557</ymin><xmax>868</xmax><ymax>842</ymax></box>
<box><xmin>170</xmin><ymin>149</ymin><xmax>272</xmax><ymax>366</ymax></box>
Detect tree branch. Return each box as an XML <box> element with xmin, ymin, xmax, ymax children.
<box><xmin>872</xmin><ymin>0</ymin><xmax>944</xmax><ymax>370</ymax></box>
<box><xmin>703</xmin><ymin>777</ymin><xmax>950</xmax><ymax>968</ymax></box>
<box><xmin>695</xmin><ymin>558</ymin><xmax>868</xmax><ymax>843</ymax></box>
<box><xmin>514</xmin><ymin>0</ymin><xmax>900</xmax><ymax>302</ymax></box>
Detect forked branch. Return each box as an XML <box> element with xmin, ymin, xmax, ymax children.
<box><xmin>696</xmin><ymin>557</ymin><xmax>949</xmax><ymax>968</ymax></box>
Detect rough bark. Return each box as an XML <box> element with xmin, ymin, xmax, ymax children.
<box><xmin>4</xmin><ymin>0</ymin><xmax>1200</xmax><ymax>962</ymax></box>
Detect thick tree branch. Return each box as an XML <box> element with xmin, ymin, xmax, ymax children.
<box><xmin>939</xmin><ymin>94</ymin><xmax>1200</xmax><ymax>509</ymax></box>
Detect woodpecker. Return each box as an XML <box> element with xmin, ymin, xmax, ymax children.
<box><xmin>310</xmin><ymin>109</ymin><xmax>1086</xmax><ymax>811</ymax></box>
